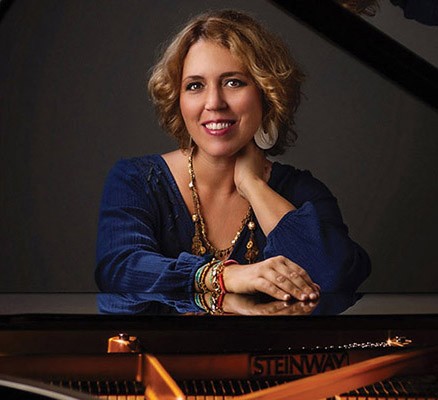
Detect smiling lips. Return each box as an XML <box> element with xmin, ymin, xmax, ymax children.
<box><xmin>203</xmin><ymin>120</ymin><xmax>236</xmax><ymax>136</ymax></box>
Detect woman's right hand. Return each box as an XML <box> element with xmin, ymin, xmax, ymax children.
<box><xmin>223</xmin><ymin>256</ymin><xmax>320</xmax><ymax>301</ymax></box>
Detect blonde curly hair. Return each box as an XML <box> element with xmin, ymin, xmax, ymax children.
<box><xmin>148</xmin><ymin>9</ymin><xmax>305</xmax><ymax>155</ymax></box>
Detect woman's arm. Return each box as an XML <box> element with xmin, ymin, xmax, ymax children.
<box><xmin>232</xmin><ymin>142</ymin><xmax>371</xmax><ymax>294</ymax></box>
<box><xmin>234</xmin><ymin>143</ymin><xmax>294</xmax><ymax>236</ymax></box>
<box><xmin>95</xmin><ymin>158</ymin><xmax>208</xmax><ymax>293</ymax></box>
<box><xmin>263</xmin><ymin>201</ymin><xmax>371</xmax><ymax>292</ymax></box>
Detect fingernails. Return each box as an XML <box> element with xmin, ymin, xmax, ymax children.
<box><xmin>309</xmin><ymin>292</ymin><xmax>318</xmax><ymax>300</ymax></box>
<box><xmin>300</xmin><ymin>292</ymin><xmax>319</xmax><ymax>301</ymax></box>
<box><xmin>284</xmin><ymin>294</ymin><xmax>291</xmax><ymax>301</ymax></box>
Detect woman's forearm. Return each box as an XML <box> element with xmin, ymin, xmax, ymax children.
<box><xmin>238</xmin><ymin>176</ymin><xmax>296</xmax><ymax>236</ymax></box>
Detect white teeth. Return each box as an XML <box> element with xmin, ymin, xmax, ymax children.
<box><xmin>205</xmin><ymin>122</ymin><xmax>232</xmax><ymax>130</ymax></box>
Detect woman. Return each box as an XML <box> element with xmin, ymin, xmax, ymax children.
<box><xmin>95</xmin><ymin>10</ymin><xmax>370</xmax><ymax>312</ymax></box>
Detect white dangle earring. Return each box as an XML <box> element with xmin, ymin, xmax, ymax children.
<box><xmin>254</xmin><ymin>121</ymin><xmax>278</xmax><ymax>150</ymax></box>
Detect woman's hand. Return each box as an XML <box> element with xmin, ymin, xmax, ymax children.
<box><xmin>233</xmin><ymin>142</ymin><xmax>296</xmax><ymax>236</ymax></box>
<box><xmin>223</xmin><ymin>256</ymin><xmax>320</xmax><ymax>301</ymax></box>
<box><xmin>234</xmin><ymin>141</ymin><xmax>270</xmax><ymax>199</ymax></box>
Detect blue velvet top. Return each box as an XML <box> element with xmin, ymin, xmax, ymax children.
<box><xmin>96</xmin><ymin>155</ymin><xmax>370</xmax><ymax>297</ymax></box>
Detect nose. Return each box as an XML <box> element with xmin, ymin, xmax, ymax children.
<box><xmin>205</xmin><ymin>85</ymin><xmax>227</xmax><ymax>111</ymax></box>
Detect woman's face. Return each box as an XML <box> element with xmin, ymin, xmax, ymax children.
<box><xmin>179</xmin><ymin>39</ymin><xmax>263</xmax><ymax>159</ymax></box>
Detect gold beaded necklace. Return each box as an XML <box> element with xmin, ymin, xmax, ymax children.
<box><xmin>188</xmin><ymin>148</ymin><xmax>258</xmax><ymax>263</ymax></box>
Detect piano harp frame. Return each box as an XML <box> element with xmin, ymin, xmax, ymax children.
<box><xmin>0</xmin><ymin>312</ymin><xmax>437</xmax><ymax>399</ymax></box>
<box><xmin>0</xmin><ymin>346</ymin><xmax>436</xmax><ymax>399</ymax></box>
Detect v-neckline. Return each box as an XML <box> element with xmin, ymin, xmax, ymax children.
<box><xmin>154</xmin><ymin>154</ymin><xmax>194</xmax><ymax>227</ymax></box>
<box><xmin>155</xmin><ymin>153</ymin><xmax>275</xmax><ymax>260</ymax></box>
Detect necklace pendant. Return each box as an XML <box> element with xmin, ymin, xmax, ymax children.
<box><xmin>192</xmin><ymin>231</ymin><xmax>206</xmax><ymax>255</ymax></box>
<box><xmin>192</xmin><ymin>239</ymin><xmax>206</xmax><ymax>256</ymax></box>
<box><xmin>245</xmin><ymin>247</ymin><xmax>259</xmax><ymax>263</ymax></box>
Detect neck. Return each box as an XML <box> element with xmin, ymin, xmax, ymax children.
<box><xmin>185</xmin><ymin>146</ymin><xmax>259</xmax><ymax>263</ymax></box>
<box><xmin>189</xmin><ymin>148</ymin><xmax>237</xmax><ymax>195</ymax></box>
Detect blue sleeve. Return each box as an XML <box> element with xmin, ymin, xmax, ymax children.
<box><xmin>264</xmin><ymin>169</ymin><xmax>371</xmax><ymax>292</ymax></box>
<box><xmin>95</xmin><ymin>159</ymin><xmax>208</xmax><ymax>293</ymax></box>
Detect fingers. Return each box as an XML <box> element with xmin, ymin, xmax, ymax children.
<box><xmin>252</xmin><ymin>256</ymin><xmax>320</xmax><ymax>301</ymax></box>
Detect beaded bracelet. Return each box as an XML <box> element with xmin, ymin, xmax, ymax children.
<box><xmin>195</xmin><ymin>258</ymin><xmax>219</xmax><ymax>293</ymax></box>
<box><xmin>209</xmin><ymin>259</ymin><xmax>223</xmax><ymax>287</ymax></box>
<box><xmin>211</xmin><ymin>261</ymin><xmax>225</xmax><ymax>294</ymax></box>
<box><xmin>194</xmin><ymin>264</ymin><xmax>208</xmax><ymax>292</ymax></box>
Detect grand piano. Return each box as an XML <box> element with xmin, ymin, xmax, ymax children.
<box><xmin>0</xmin><ymin>292</ymin><xmax>437</xmax><ymax>399</ymax></box>
<box><xmin>1</xmin><ymin>0</ymin><xmax>437</xmax><ymax>399</ymax></box>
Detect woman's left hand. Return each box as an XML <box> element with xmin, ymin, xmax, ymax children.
<box><xmin>234</xmin><ymin>142</ymin><xmax>296</xmax><ymax>236</ymax></box>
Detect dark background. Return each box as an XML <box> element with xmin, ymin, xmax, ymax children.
<box><xmin>1</xmin><ymin>0</ymin><xmax>437</xmax><ymax>293</ymax></box>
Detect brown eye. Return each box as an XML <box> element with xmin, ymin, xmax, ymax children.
<box><xmin>186</xmin><ymin>82</ymin><xmax>203</xmax><ymax>91</ymax></box>
<box><xmin>225</xmin><ymin>79</ymin><xmax>246</xmax><ymax>88</ymax></box>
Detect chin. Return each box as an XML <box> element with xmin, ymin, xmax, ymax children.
<box><xmin>196</xmin><ymin>136</ymin><xmax>253</xmax><ymax>158</ymax></box>
<box><xmin>198</xmin><ymin>143</ymin><xmax>243</xmax><ymax>159</ymax></box>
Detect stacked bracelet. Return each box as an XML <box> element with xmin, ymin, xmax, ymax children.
<box><xmin>194</xmin><ymin>264</ymin><xmax>209</xmax><ymax>292</ymax></box>
<box><xmin>211</xmin><ymin>261</ymin><xmax>225</xmax><ymax>293</ymax></box>
<box><xmin>195</xmin><ymin>258</ymin><xmax>238</xmax><ymax>298</ymax></box>
<box><xmin>211</xmin><ymin>259</ymin><xmax>239</xmax><ymax>294</ymax></box>
<box><xmin>195</xmin><ymin>258</ymin><xmax>220</xmax><ymax>292</ymax></box>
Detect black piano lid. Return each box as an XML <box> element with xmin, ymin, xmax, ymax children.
<box><xmin>270</xmin><ymin>0</ymin><xmax>438</xmax><ymax>109</ymax></box>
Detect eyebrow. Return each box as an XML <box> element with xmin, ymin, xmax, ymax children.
<box><xmin>182</xmin><ymin>71</ymin><xmax>249</xmax><ymax>83</ymax></box>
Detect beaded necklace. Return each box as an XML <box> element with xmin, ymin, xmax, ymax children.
<box><xmin>188</xmin><ymin>148</ymin><xmax>258</xmax><ymax>263</ymax></box>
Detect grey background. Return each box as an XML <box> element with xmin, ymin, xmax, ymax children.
<box><xmin>1</xmin><ymin>0</ymin><xmax>437</xmax><ymax>293</ymax></box>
